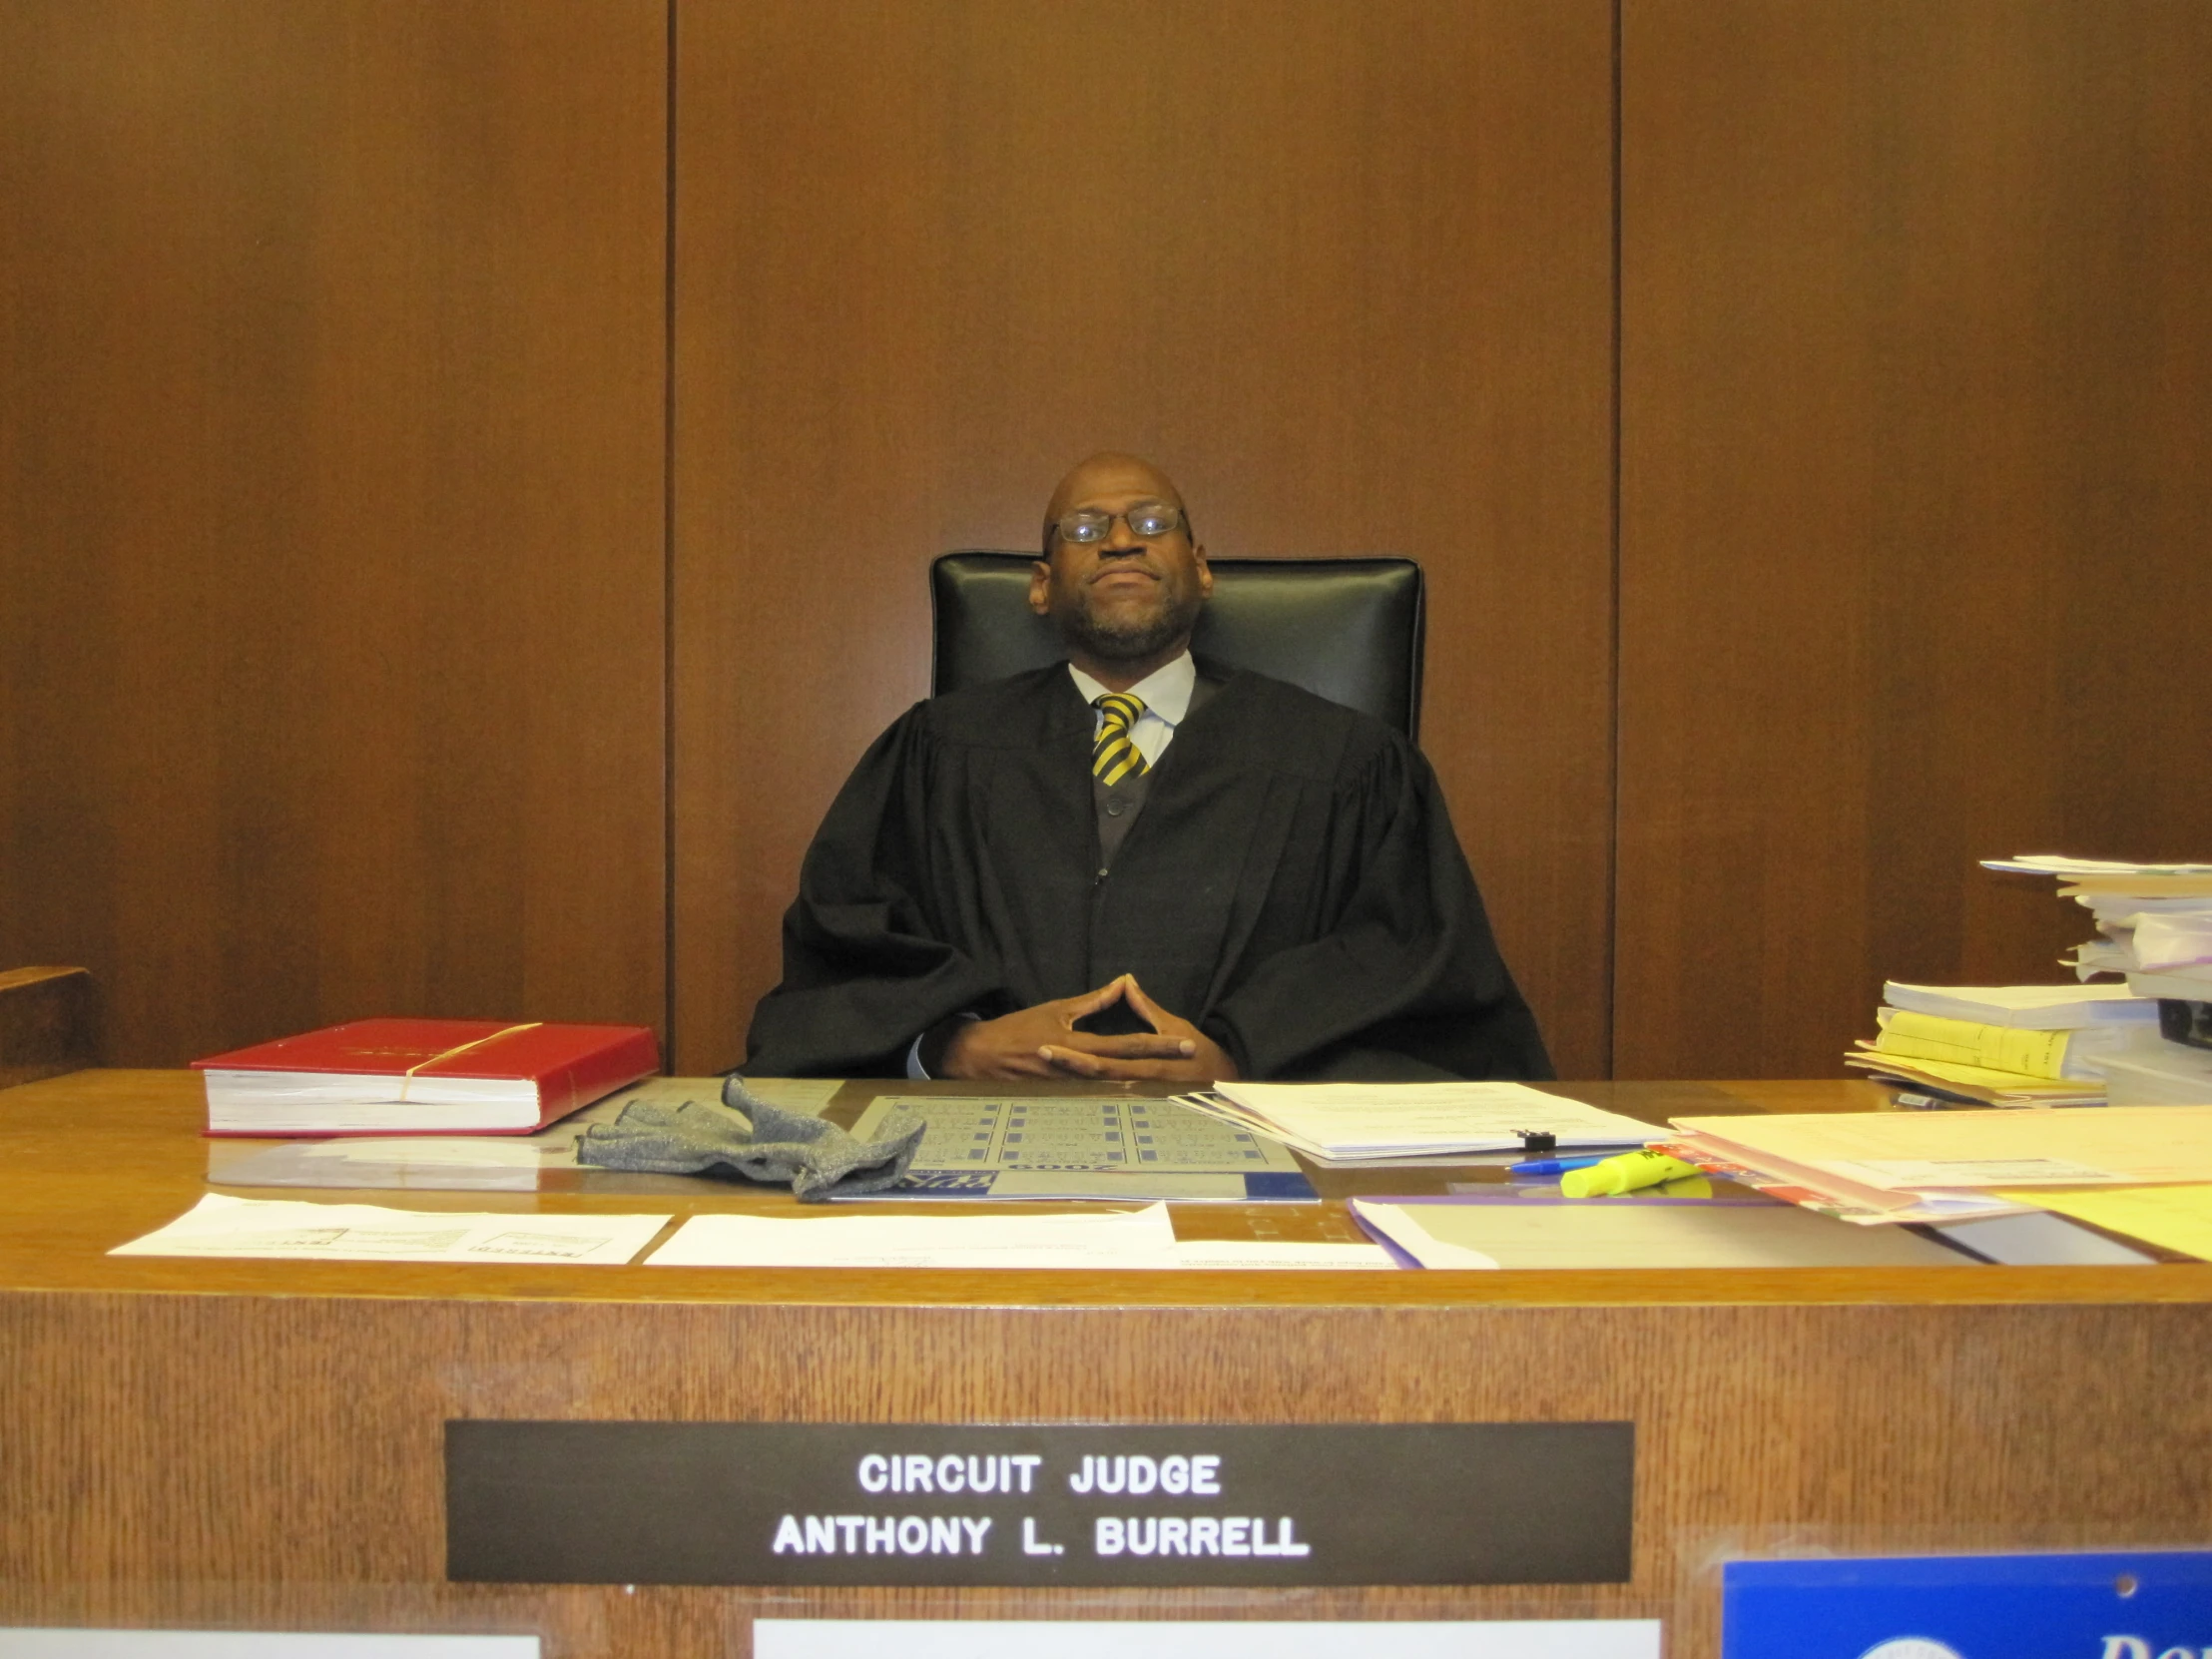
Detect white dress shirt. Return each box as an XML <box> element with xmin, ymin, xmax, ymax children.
<box><xmin>906</xmin><ymin>651</ymin><xmax>1198</xmax><ymax>1078</ymax></box>
<box><xmin>1066</xmin><ymin>651</ymin><xmax>1197</xmax><ymax>768</ymax></box>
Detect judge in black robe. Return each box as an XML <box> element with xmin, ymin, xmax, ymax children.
<box><xmin>747</xmin><ymin>451</ymin><xmax>1550</xmax><ymax>1083</ymax></box>
<box><xmin>745</xmin><ymin>658</ymin><xmax>1552</xmax><ymax>1081</ymax></box>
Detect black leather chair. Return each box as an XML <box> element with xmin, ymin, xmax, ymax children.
<box><xmin>929</xmin><ymin>552</ymin><xmax>1426</xmax><ymax>742</ymax></box>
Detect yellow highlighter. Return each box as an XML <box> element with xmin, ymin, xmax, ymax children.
<box><xmin>1559</xmin><ymin>1149</ymin><xmax>1701</xmax><ymax>1198</ymax></box>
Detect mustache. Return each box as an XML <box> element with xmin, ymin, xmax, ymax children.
<box><xmin>1086</xmin><ymin>558</ymin><xmax>1164</xmax><ymax>583</ymax></box>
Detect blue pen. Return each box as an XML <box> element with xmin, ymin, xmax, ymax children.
<box><xmin>1509</xmin><ymin>1155</ymin><xmax>1608</xmax><ymax>1178</ymax></box>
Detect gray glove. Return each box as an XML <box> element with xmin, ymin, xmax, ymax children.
<box><xmin>575</xmin><ymin>1075</ymin><xmax>925</xmax><ymax>1201</ymax></box>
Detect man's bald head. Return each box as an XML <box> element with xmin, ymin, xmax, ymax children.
<box><xmin>1041</xmin><ymin>452</ymin><xmax>1192</xmax><ymax>553</ymax></box>
<box><xmin>1029</xmin><ymin>452</ymin><xmax>1212</xmax><ymax>692</ymax></box>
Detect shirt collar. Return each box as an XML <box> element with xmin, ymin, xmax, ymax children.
<box><xmin>1067</xmin><ymin>651</ymin><xmax>1196</xmax><ymax>726</ymax></box>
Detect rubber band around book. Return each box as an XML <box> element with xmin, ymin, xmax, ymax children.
<box><xmin>395</xmin><ymin>1022</ymin><xmax>544</xmax><ymax>1102</ymax></box>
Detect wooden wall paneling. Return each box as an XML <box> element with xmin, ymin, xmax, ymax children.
<box><xmin>1616</xmin><ymin>0</ymin><xmax>2212</xmax><ymax>1077</ymax></box>
<box><xmin>0</xmin><ymin>2</ymin><xmax>670</xmax><ymax>1065</ymax></box>
<box><xmin>673</xmin><ymin>0</ymin><xmax>1616</xmax><ymax>1075</ymax></box>
<box><xmin>0</xmin><ymin>966</ymin><xmax>100</xmax><ymax>1089</ymax></box>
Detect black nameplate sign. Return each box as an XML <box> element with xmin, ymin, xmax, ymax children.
<box><xmin>445</xmin><ymin>1420</ymin><xmax>1632</xmax><ymax>1587</ymax></box>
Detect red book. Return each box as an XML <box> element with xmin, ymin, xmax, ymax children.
<box><xmin>192</xmin><ymin>1018</ymin><xmax>660</xmax><ymax>1136</ymax></box>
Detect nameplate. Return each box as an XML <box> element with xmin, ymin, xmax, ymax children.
<box><xmin>445</xmin><ymin>1420</ymin><xmax>1631</xmax><ymax>1587</ymax></box>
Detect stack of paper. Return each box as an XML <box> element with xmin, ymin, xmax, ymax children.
<box><xmin>1984</xmin><ymin>854</ymin><xmax>2212</xmax><ymax>1001</ymax></box>
<box><xmin>1843</xmin><ymin>1048</ymin><xmax>2108</xmax><ymax>1108</ymax></box>
<box><xmin>1845</xmin><ymin>983</ymin><xmax>2158</xmax><ymax>1107</ymax></box>
<box><xmin>2096</xmin><ymin>1040</ymin><xmax>2212</xmax><ymax>1106</ymax></box>
<box><xmin>1879</xmin><ymin>982</ymin><xmax>2159</xmax><ymax>1029</ymax></box>
<box><xmin>1173</xmin><ymin>1082</ymin><xmax>1656</xmax><ymax>1164</ymax></box>
<box><xmin>1661</xmin><ymin>1106</ymin><xmax>2212</xmax><ymax>1228</ymax></box>
<box><xmin>1978</xmin><ymin>853</ymin><xmax>2212</xmax><ymax>1104</ymax></box>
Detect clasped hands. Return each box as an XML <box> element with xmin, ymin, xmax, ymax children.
<box><xmin>935</xmin><ymin>974</ymin><xmax>1240</xmax><ymax>1083</ymax></box>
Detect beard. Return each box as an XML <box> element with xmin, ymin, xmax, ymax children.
<box><xmin>1057</xmin><ymin>579</ymin><xmax>1205</xmax><ymax>662</ymax></box>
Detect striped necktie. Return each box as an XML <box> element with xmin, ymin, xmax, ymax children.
<box><xmin>1092</xmin><ymin>692</ymin><xmax>1149</xmax><ymax>787</ymax></box>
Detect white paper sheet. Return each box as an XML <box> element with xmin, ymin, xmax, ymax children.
<box><xmin>2128</xmin><ymin>911</ymin><xmax>2212</xmax><ymax>970</ymax></box>
<box><xmin>1881</xmin><ymin>980</ymin><xmax>2158</xmax><ymax>1027</ymax></box>
<box><xmin>110</xmin><ymin>1194</ymin><xmax>669</xmax><ymax>1265</ymax></box>
<box><xmin>1983</xmin><ymin>854</ymin><xmax>2212</xmax><ymax>877</ymax></box>
<box><xmin>647</xmin><ymin>1211</ymin><xmax>1393</xmax><ymax>1272</ymax></box>
<box><xmin>1351</xmin><ymin>1198</ymin><xmax>1971</xmax><ymax>1270</ymax></box>
<box><xmin>756</xmin><ymin>1621</ymin><xmax>1659</xmax><ymax>1659</ymax></box>
<box><xmin>1351</xmin><ymin>1204</ymin><xmax>1501</xmax><ymax>1269</ymax></box>
<box><xmin>0</xmin><ymin>1637</ymin><xmax>537</xmax><ymax>1658</ymax></box>
<box><xmin>1196</xmin><ymin>1083</ymin><xmax>1657</xmax><ymax>1160</ymax></box>
<box><xmin>646</xmin><ymin>1204</ymin><xmax>1180</xmax><ymax>1268</ymax></box>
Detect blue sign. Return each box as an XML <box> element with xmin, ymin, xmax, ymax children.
<box><xmin>1723</xmin><ymin>1550</ymin><xmax>2212</xmax><ymax>1659</ymax></box>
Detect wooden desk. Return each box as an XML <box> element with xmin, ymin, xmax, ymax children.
<box><xmin>3</xmin><ymin>1070</ymin><xmax>2208</xmax><ymax>1655</ymax></box>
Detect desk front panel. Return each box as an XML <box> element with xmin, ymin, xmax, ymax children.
<box><xmin>4</xmin><ymin>1071</ymin><xmax>2209</xmax><ymax>1656</ymax></box>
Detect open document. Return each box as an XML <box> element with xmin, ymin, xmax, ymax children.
<box><xmin>1176</xmin><ymin>1082</ymin><xmax>1656</xmax><ymax>1162</ymax></box>
<box><xmin>110</xmin><ymin>1193</ymin><xmax>670</xmax><ymax>1264</ymax></box>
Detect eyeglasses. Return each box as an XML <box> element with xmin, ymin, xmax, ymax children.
<box><xmin>1051</xmin><ymin>501</ymin><xmax>1187</xmax><ymax>547</ymax></box>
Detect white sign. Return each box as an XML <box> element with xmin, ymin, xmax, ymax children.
<box><xmin>755</xmin><ymin>1620</ymin><xmax>1661</xmax><ymax>1658</ymax></box>
<box><xmin>0</xmin><ymin>1638</ymin><xmax>537</xmax><ymax>1658</ymax></box>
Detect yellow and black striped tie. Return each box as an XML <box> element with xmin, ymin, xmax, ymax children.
<box><xmin>1092</xmin><ymin>692</ymin><xmax>1149</xmax><ymax>787</ymax></box>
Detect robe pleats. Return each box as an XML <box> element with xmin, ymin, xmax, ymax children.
<box><xmin>744</xmin><ymin>664</ymin><xmax>1553</xmax><ymax>1082</ymax></box>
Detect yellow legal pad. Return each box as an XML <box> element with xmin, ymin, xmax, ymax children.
<box><xmin>1996</xmin><ymin>1185</ymin><xmax>2212</xmax><ymax>1262</ymax></box>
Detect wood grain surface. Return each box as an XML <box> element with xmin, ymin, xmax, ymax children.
<box><xmin>5</xmin><ymin>1069</ymin><xmax>2205</xmax><ymax>1310</ymax></box>
<box><xmin>669</xmin><ymin>0</ymin><xmax>1618</xmax><ymax>1077</ymax></box>
<box><xmin>0</xmin><ymin>965</ymin><xmax>99</xmax><ymax>1089</ymax></box>
<box><xmin>0</xmin><ymin>1</ymin><xmax>670</xmax><ymax>1066</ymax></box>
<box><xmin>1615</xmin><ymin>0</ymin><xmax>2212</xmax><ymax>1078</ymax></box>
<box><xmin>3</xmin><ymin>1071</ymin><xmax>2209</xmax><ymax>1656</ymax></box>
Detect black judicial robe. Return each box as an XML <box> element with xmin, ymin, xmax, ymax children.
<box><xmin>744</xmin><ymin>664</ymin><xmax>1553</xmax><ymax>1082</ymax></box>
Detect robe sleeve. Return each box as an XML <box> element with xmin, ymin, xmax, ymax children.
<box><xmin>743</xmin><ymin>708</ymin><xmax>1006</xmax><ymax>1077</ymax></box>
<box><xmin>1202</xmin><ymin>737</ymin><xmax>1554</xmax><ymax>1083</ymax></box>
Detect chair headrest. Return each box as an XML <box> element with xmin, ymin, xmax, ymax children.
<box><xmin>930</xmin><ymin>552</ymin><xmax>1425</xmax><ymax>741</ymax></box>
